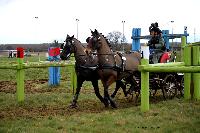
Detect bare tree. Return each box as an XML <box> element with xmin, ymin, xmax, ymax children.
<box><xmin>106</xmin><ymin>31</ymin><xmax>127</xmax><ymax>51</ymax></box>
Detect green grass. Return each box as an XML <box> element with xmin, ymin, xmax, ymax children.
<box><xmin>0</xmin><ymin>55</ymin><xmax>200</xmax><ymax>133</ymax></box>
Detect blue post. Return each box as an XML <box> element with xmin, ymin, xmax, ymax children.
<box><xmin>184</xmin><ymin>26</ymin><xmax>188</xmax><ymax>43</ymax></box>
<box><xmin>162</xmin><ymin>30</ymin><xmax>170</xmax><ymax>49</ymax></box>
<box><xmin>132</xmin><ymin>28</ymin><xmax>141</xmax><ymax>51</ymax></box>
<box><xmin>48</xmin><ymin>47</ymin><xmax>60</xmax><ymax>86</ymax></box>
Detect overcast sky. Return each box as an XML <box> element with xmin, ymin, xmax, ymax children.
<box><xmin>0</xmin><ymin>0</ymin><xmax>199</xmax><ymax>44</ymax></box>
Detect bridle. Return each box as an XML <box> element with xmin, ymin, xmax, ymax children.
<box><xmin>64</xmin><ymin>38</ymin><xmax>87</xmax><ymax>57</ymax></box>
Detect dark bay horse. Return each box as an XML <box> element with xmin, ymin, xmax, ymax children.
<box><xmin>60</xmin><ymin>35</ymin><xmax>127</xmax><ymax>108</ymax></box>
<box><xmin>88</xmin><ymin>29</ymin><xmax>141</xmax><ymax>108</ymax></box>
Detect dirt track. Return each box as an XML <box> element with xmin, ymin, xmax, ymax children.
<box><xmin>0</xmin><ymin>79</ymin><xmax>137</xmax><ymax>120</ymax></box>
<box><xmin>0</xmin><ymin>79</ymin><xmax>63</xmax><ymax>93</ymax></box>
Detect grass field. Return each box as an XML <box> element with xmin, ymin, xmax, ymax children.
<box><xmin>0</xmin><ymin>55</ymin><xmax>200</xmax><ymax>133</ymax></box>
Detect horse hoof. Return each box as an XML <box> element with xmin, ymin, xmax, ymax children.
<box><xmin>68</xmin><ymin>103</ymin><xmax>78</xmax><ymax>109</ymax></box>
<box><xmin>110</xmin><ymin>98</ymin><xmax>117</xmax><ymax>108</ymax></box>
<box><xmin>104</xmin><ymin>101</ymin><xmax>109</xmax><ymax>108</ymax></box>
<box><xmin>104</xmin><ymin>104</ymin><xmax>109</xmax><ymax>108</ymax></box>
<box><xmin>110</xmin><ymin>94</ymin><xmax>115</xmax><ymax>99</ymax></box>
<box><xmin>103</xmin><ymin>98</ymin><xmax>109</xmax><ymax>108</ymax></box>
<box><xmin>110</xmin><ymin>103</ymin><xmax>117</xmax><ymax>108</ymax></box>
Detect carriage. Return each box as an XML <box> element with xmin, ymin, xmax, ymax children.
<box><xmin>124</xmin><ymin>45</ymin><xmax>184</xmax><ymax>99</ymax></box>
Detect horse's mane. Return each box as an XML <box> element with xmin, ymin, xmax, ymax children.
<box><xmin>72</xmin><ymin>37</ymin><xmax>81</xmax><ymax>43</ymax></box>
<box><xmin>99</xmin><ymin>33</ymin><xmax>111</xmax><ymax>48</ymax></box>
<box><xmin>72</xmin><ymin>37</ymin><xmax>87</xmax><ymax>48</ymax></box>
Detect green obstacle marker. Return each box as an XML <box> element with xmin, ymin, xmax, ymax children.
<box><xmin>16</xmin><ymin>47</ymin><xmax>25</xmax><ymax>102</ymax></box>
<box><xmin>140</xmin><ymin>46</ymin><xmax>149</xmax><ymax>112</ymax></box>
<box><xmin>184</xmin><ymin>46</ymin><xmax>191</xmax><ymax>100</ymax></box>
<box><xmin>181</xmin><ymin>36</ymin><xmax>187</xmax><ymax>61</ymax></box>
<box><xmin>141</xmin><ymin>59</ymin><xmax>149</xmax><ymax>112</ymax></box>
<box><xmin>70</xmin><ymin>53</ymin><xmax>77</xmax><ymax>94</ymax></box>
<box><xmin>192</xmin><ymin>46</ymin><xmax>200</xmax><ymax>100</ymax></box>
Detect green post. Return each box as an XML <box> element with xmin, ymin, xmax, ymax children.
<box><xmin>141</xmin><ymin>59</ymin><xmax>149</xmax><ymax>112</ymax></box>
<box><xmin>181</xmin><ymin>36</ymin><xmax>186</xmax><ymax>62</ymax></box>
<box><xmin>73</xmin><ymin>66</ymin><xmax>77</xmax><ymax>90</ymax></box>
<box><xmin>184</xmin><ymin>46</ymin><xmax>191</xmax><ymax>100</ymax></box>
<box><xmin>70</xmin><ymin>53</ymin><xmax>75</xmax><ymax>61</ymax></box>
<box><xmin>70</xmin><ymin>53</ymin><xmax>77</xmax><ymax>93</ymax></box>
<box><xmin>70</xmin><ymin>65</ymin><xmax>77</xmax><ymax>92</ymax></box>
<box><xmin>70</xmin><ymin>66</ymin><xmax>74</xmax><ymax>92</ymax></box>
<box><xmin>192</xmin><ymin>46</ymin><xmax>200</xmax><ymax>100</ymax></box>
<box><xmin>16</xmin><ymin>47</ymin><xmax>25</xmax><ymax>102</ymax></box>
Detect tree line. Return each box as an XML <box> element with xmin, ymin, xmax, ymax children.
<box><xmin>0</xmin><ymin>31</ymin><xmax>132</xmax><ymax>52</ymax></box>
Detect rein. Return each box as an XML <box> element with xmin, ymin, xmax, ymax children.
<box><xmin>91</xmin><ymin>52</ymin><xmax>115</xmax><ymax>56</ymax></box>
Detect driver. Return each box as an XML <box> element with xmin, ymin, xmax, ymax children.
<box><xmin>148</xmin><ymin>22</ymin><xmax>165</xmax><ymax>51</ymax></box>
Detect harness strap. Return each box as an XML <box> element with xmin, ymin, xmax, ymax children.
<box><xmin>117</xmin><ymin>52</ymin><xmax>126</xmax><ymax>71</ymax></box>
<box><xmin>75</xmin><ymin>63</ymin><xmax>98</xmax><ymax>71</ymax></box>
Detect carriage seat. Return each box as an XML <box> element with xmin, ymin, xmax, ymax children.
<box><xmin>149</xmin><ymin>49</ymin><xmax>166</xmax><ymax>64</ymax></box>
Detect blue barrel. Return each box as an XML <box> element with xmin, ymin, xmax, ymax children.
<box><xmin>48</xmin><ymin>66</ymin><xmax>60</xmax><ymax>86</ymax></box>
<box><xmin>48</xmin><ymin>47</ymin><xmax>60</xmax><ymax>86</ymax></box>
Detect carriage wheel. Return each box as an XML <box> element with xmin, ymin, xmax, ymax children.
<box><xmin>180</xmin><ymin>76</ymin><xmax>184</xmax><ymax>96</ymax></box>
<box><xmin>125</xmin><ymin>76</ymin><xmax>140</xmax><ymax>104</ymax></box>
<box><xmin>149</xmin><ymin>80</ymin><xmax>159</xmax><ymax>97</ymax></box>
<box><xmin>149</xmin><ymin>74</ymin><xmax>160</xmax><ymax>97</ymax></box>
<box><xmin>176</xmin><ymin>75</ymin><xmax>184</xmax><ymax>97</ymax></box>
<box><xmin>163</xmin><ymin>74</ymin><xmax>177</xmax><ymax>99</ymax></box>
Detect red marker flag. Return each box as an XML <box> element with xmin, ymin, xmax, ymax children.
<box><xmin>49</xmin><ymin>48</ymin><xmax>60</xmax><ymax>56</ymax></box>
<box><xmin>17</xmin><ymin>47</ymin><xmax>24</xmax><ymax>58</ymax></box>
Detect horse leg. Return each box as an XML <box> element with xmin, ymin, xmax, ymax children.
<box><xmin>104</xmin><ymin>87</ymin><xmax>117</xmax><ymax>108</ymax></box>
<box><xmin>119</xmin><ymin>80</ymin><xmax>127</xmax><ymax>97</ymax></box>
<box><xmin>103</xmin><ymin>77</ymin><xmax>117</xmax><ymax>108</ymax></box>
<box><xmin>91</xmin><ymin>80</ymin><xmax>108</xmax><ymax>107</ymax></box>
<box><xmin>127</xmin><ymin>76</ymin><xmax>137</xmax><ymax>95</ymax></box>
<box><xmin>111</xmin><ymin>80</ymin><xmax>127</xmax><ymax>98</ymax></box>
<box><xmin>134</xmin><ymin>89</ymin><xmax>140</xmax><ymax>106</ymax></box>
<box><xmin>69</xmin><ymin>78</ymin><xmax>84</xmax><ymax>108</ymax></box>
<box><xmin>161</xmin><ymin>88</ymin><xmax>166</xmax><ymax>100</ymax></box>
<box><xmin>110</xmin><ymin>81</ymin><xmax>120</xmax><ymax>98</ymax></box>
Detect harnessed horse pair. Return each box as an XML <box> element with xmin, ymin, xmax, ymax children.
<box><xmin>60</xmin><ymin>34</ymin><xmax>140</xmax><ymax>108</ymax></box>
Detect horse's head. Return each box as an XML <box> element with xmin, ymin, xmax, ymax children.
<box><xmin>60</xmin><ymin>34</ymin><xmax>74</xmax><ymax>60</ymax></box>
<box><xmin>88</xmin><ymin>29</ymin><xmax>101</xmax><ymax>51</ymax></box>
<box><xmin>89</xmin><ymin>29</ymin><xmax>110</xmax><ymax>51</ymax></box>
